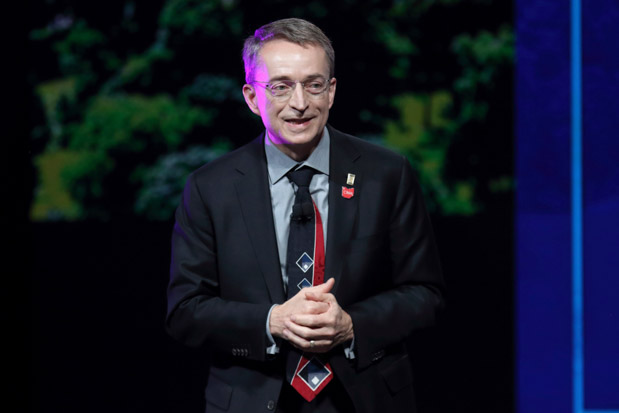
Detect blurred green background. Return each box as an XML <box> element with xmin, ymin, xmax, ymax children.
<box><xmin>28</xmin><ymin>0</ymin><xmax>513</xmax><ymax>222</ymax></box>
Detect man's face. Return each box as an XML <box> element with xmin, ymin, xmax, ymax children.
<box><xmin>243</xmin><ymin>40</ymin><xmax>336</xmax><ymax>159</ymax></box>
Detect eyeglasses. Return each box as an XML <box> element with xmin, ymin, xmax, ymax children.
<box><xmin>250</xmin><ymin>77</ymin><xmax>332</xmax><ymax>99</ymax></box>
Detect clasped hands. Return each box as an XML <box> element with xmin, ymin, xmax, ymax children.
<box><xmin>269</xmin><ymin>278</ymin><xmax>354</xmax><ymax>353</ymax></box>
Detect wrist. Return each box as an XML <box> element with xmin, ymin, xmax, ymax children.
<box><xmin>343</xmin><ymin>311</ymin><xmax>354</xmax><ymax>342</ymax></box>
<box><xmin>269</xmin><ymin>304</ymin><xmax>284</xmax><ymax>338</ymax></box>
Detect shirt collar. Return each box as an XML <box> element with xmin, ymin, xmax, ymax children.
<box><xmin>264</xmin><ymin>127</ymin><xmax>330</xmax><ymax>184</ymax></box>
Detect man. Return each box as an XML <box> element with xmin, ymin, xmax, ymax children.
<box><xmin>166</xmin><ymin>18</ymin><xmax>444</xmax><ymax>413</ymax></box>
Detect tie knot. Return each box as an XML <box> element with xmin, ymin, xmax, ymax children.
<box><xmin>287</xmin><ymin>166</ymin><xmax>316</xmax><ymax>188</ymax></box>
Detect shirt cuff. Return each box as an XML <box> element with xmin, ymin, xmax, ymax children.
<box><xmin>266</xmin><ymin>304</ymin><xmax>280</xmax><ymax>355</ymax></box>
<box><xmin>343</xmin><ymin>336</ymin><xmax>355</xmax><ymax>360</ymax></box>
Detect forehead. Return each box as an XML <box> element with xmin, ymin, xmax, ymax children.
<box><xmin>254</xmin><ymin>40</ymin><xmax>329</xmax><ymax>80</ymax></box>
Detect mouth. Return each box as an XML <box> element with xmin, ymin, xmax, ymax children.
<box><xmin>285</xmin><ymin>117</ymin><xmax>313</xmax><ymax>127</ymax></box>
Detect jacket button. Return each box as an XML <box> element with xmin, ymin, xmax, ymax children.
<box><xmin>267</xmin><ymin>400</ymin><xmax>275</xmax><ymax>410</ymax></box>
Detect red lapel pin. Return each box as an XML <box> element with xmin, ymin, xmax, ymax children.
<box><xmin>341</xmin><ymin>186</ymin><xmax>354</xmax><ymax>199</ymax></box>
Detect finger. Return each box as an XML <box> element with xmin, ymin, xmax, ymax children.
<box><xmin>305</xmin><ymin>290</ymin><xmax>336</xmax><ymax>304</ymax></box>
<box><xmin>293</xmin><ymin>281</ymin><xmax>323</xmax><ymax>297</ymax></box>
<box><xmin>283</xmin><ymin>328</ymin><xmax>333</xmax><ymax>352</ymax></box>
<box><xmin>321</xmin><ymin>277</ymin><xmax>335</xmax><ymax>291</ymax></box>
<box><xmin>285</xmin><ymin>320</ymin><xmax>335</xmax><ymax>340</ymax></box>
<box><xmin>297</xmin><ymin>342</ymin><xmax>332</xmax><ymax>354</ymax></box>
<box><xmin>293</xmin><ymin>280</ymin><xmax>330</xmax><ymax>301</ymax></box>
<box><xmin>290</xmin><ymin>313</ymin><xmax>330</xmax><ymax>328</ymax></box>
<box><xmin>307</xmin><ymin>277</ymin><xmax>334</xmax><ymax>295</ymax></box>
<box><xmin>304</xmin><ymin>290</ymin><xmax>326</xmax><ymax>302</ymax></box>
<box><xmin>304</xmin><ymin>301</ymin><xmax>329</xmax><ymax>314</ymax></box>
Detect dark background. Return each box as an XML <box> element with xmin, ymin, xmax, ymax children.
<box><xmin>29</xmin><ymin>211</ymin><xmax>513</xmax><ymax>412</ymax></box>
<box><xmin>22</xmin><ymin>1</ymin><xmax>514</xmax><ymax>412</ymax></box>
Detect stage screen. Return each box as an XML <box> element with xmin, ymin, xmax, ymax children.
<box><xmin>516</xmin><ymin>1</ymin><xmax>619</xmax><ymax>412</ymax></box>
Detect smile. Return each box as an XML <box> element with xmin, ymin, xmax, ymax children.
<box><xmin>284</xmin><ymin>117</ymin><xmax>315</xmax><ymax>131</ymax></box>
<box><xmin>285</xmin><ymin>118</ymin><xmax>313</xmax><ymax>126</ymax></box>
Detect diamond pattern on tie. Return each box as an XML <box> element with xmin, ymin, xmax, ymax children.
<box><xmin>296</xmin><ymin>252</ymin><xmax>314</xmax><ymax>273</ymax></box>
<box><xmin>297</xmin><ymin>278</ymin><xmax>312</xmax><ymax>290</ymax></box>
<box><xmin>297</xmin><ymin>357</ymin><xmax>332</xmax><ymax>391</ymax></box>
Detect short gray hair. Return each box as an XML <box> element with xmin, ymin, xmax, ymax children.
<box><xmin>242</xmin><ymin>18</ymin><xmax>335</xmax><ymax>83</ymax></box>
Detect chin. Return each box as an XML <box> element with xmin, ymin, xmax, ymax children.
<box><xmin>284</xmin><ymin>132</ymin><xmax>321</xmax><ymax>147</ymax></box>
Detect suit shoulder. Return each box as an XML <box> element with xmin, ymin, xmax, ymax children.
<box><xmin>331</xmin><ymin>127</ymin><xmax>408</xmax><ymax>166</ymax></box>
<box><xmin>189</xmin><ymin>136</ymin><xmax>262</xmax><ymax>182</ymax></box>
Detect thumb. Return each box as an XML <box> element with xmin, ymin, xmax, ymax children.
<box><xmin>321</xmin><ymin>277</ymin><xmax>335</xmax><ymax>291</ymax></box>
<box><xmin>307</xmin><ymin>277</ymin><xmax>334</xmax><ymax>298</ymax></box>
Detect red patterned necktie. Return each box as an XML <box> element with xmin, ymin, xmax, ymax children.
<box><xmin>285</xmin><ymin>167</ymin><xmax>333</xmax><ymax>402</ymax></box>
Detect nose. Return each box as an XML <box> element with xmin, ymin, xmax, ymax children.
<box><xmin>288</xmin><ymin>82</ymin><xmax>309</xmax><ymax>112</ymax></box>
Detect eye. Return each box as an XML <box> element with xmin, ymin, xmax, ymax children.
<box><xmin>307</xmin><ymin>81</ymin><xmax>325</xmax><ymax>91</ymax></box>
<box><xmin>268</xmin><ymin>82</ymin><xmax>294</xmax><ymax>97</ymax></box>
<box><xmin>270</xmin><ymin>83</ymin><xmax>290</xmax><ymax>92</ymax></box>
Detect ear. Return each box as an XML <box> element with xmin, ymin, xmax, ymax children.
<box><xmin>242</xmin><ymin>84</ymin><xmax>261</xmax><ymax>116</ymax></box>
<box><xmin>327</xmin><ymin>77</ymin><xmax>337</xmax><ymax>109</ymax></box>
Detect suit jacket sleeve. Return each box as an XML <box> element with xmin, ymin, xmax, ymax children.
<box><xmin>346</xmin><ymin>155</ymin><xmax>444</xmax><ymax>370</ymax></box>
<box><xmin>165</xmin><ymin>171</ymin><xmax>272</xmax><ymax>362</ymax></box>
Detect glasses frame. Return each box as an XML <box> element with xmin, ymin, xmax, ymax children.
<box><xmin>249</xmin><ymin>77</ymin><xmax>333</xmax><ymax>99</ymax></box>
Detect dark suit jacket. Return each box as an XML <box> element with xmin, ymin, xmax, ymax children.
<box><xmin>166</xmin><ymin>125</ymin><xmax>444</xmax><ymax>413</ymax></box>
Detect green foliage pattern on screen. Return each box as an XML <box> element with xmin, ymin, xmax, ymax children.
<box><xmin>29</xmin><ymin>0</ymin><xmax>513</xmax><ymax>221</ymax></box>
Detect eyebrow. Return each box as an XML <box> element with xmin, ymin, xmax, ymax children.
<box><xmin>268</xmin><ymin>73</ymin><xmax>326</xmax><ymax>83</ymax></box>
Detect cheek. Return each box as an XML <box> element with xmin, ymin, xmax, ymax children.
<box><xmin>321</xmin><ymin>100</ymin><xmax>333</xmax><ymax>113</ymax></box>
<box><xmin>265</xmin><ymin>102</ymin><xmax>283</xmax><ymax>120</ymax></box>
<box><xmin>256</xmin><ymin>99</ymin><xmax>272</xmax><ymax>120</ymax></box>
<box><xmin>328</xmin><ymin>93</ymin><xmax>335</xmax><ymax>109</ymax></box>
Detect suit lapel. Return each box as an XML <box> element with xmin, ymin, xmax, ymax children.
<box><xmin>232</xmin><ymin>129</ymin><xmax>361</xmax><ymax>302</ymax></box>
<box><xmin>325</xmin><ymin>127</ymin><xmax>361</xmax><ymax>294</ymax></box>
<box><xmin>234</xmin><ymin>135</ymin><xmax>286</xmax><ymax>304</ymax></box>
